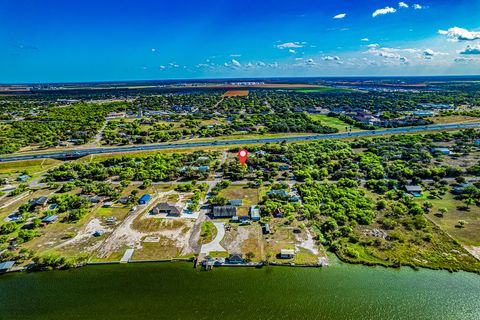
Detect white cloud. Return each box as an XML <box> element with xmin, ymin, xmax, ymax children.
<box><xmin>422</xmin><ymin>49</ymin><xmax>448</xmax><ymax>58</ymax></box>
<box><xmin>151</xmin><ymin>48</ymin><xmax>156</xmax><ymax>53</ymax></box>
<box><xmin>230</xmin><ymin>54</ymin><xmax>242</xmax><ymax>57</ymax></box>
<box><xmin>413</xmin><ymin>4</ymin><xmax>422</xmax><ymax>10</ymax></box>
<box><xmin>438</xmin><ymin>27</ymin><xmax>480</xmax><ymax>41</ymax></box>
<box><xmin>322</xmin><ymin>56</ymin><xmax>340</xmax><ymax>61</ymax></box>
<box><xmin>276</xmin><ymin>42</ymin><xmax>305</xmax><ymax>49</ymax></box>
<box><xmin>368</xmin><ymin>43</ymin><xmax>379</xmax><ymax>48</ymax></box>
<box><xmin>361</xmin><ymin>38</ymin><xmax>369</xmax><ymax>42</ymax></box>
<box><xmin>159</xmin><ymin>65</ymin><xmax>165</xmax><ymax>70</ymax></box>
<box><xmin>231</xmin><ymin>59</ymin><xmax>241</xmax><ymax>67</ymax></box>
<box><xmin>372</xmin><ymin>7</ymin><xmax>396</xmax><ymax>17</ymax></box>
<box><xmin>333</xmin><ymin>13</ymin><xmax>346</xmax><ymax>19</ymax></box>
<box><xmin>306</xmin><ymin>58</ymin><xmax>315</xmax><ymax>65</ymax></box>
<box><xmin>399</xmin><ymin>2</ymin><xmax>409</xmax><ymax>8</ymax></box>
<box><xmin>460</xmin><ymin>45</ymin><xmax>480</xmax><ymax>55</ymax></box>
<box><xmin>288</xmin><ymin>49</ymin><xmax>296</xmax><ymax>54</ymax></box>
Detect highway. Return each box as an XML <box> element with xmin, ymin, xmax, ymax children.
<box><xmin>1</xmin><ymin>121</ymin><xmax>479</xmax><ymax>163</ymax></box>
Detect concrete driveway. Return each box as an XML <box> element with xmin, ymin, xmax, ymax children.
<box><xmin>200</xmin><ymin>222</ymin><xmax>227</xmax><ymax>254</ymax></box>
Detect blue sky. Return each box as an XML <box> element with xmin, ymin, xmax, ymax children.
<box><xmin>1</xmin><ymin>0</ymin><xmax>480</xmax><ymax>83</ymax></box>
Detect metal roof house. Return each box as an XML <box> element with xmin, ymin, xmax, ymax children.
<box><xmin>139</xmin><ymin>194</ymin><xmax>152</xmax><ymax>205</ymax></box>
<box><xmin>212</xmin><ymin>206</ymin><xmax>237</xmax><ymax>218</ymax></box>
<box><xmin>41</xmin><ymin>215</ymin><xmax>58</xmax><ymax>224</ymax></box>
<box><xmin>405</xmin><ymin>185</ymin><xmax>423</xmax><ymax>197</ymax></box>
<box><xmin>30</xmin><ymin>196</ymin><xmax>48</xmax><ymax>207</ymax></box>
<box><xmin>431</xmin><ymin>147</ymin><xmax>451</xmax><ymax>155</ymax></box>
<box><xmin>267</xmin><ymin>189</ymin><xmax>289</xmax><ymax>198</ymax></box>
<box><xmin>16</xmin><ymin>174</ymin><xmax>29</xmax><ymax>182</ymax></box>
<box><xmin>152</xmin><ymin>202</ymin><xmax>182</xmax><ymax>216</ymax></box>
<box><xmin>250</xmin><ymin>205</ymin><xmax>260</xmax><ymax>221</ymax></box>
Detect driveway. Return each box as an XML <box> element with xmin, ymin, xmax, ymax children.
<box><xmin>200</xmin><ymin>222</ymin><xmax>227</xmax><ymax>254</ymax></box>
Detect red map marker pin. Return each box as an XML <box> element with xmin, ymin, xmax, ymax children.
<box><xmin>238</xmin><ymin>149</ymin><xmax>248</xmax><ymax>166</ymax></box>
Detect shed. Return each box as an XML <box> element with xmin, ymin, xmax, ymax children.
<box><xmin>229</xmin><ymin>199</ymin><xmax>243</xmax><ymax>206</ymax></box>
<box><xmin>280</xmin><ymin>249</ymin><xmax>296</xmax><ymax>259</ymax></box>
<box><xmin>139</xmin><ymin>194</ymin><xmax>152</xmax><ymax>205</ymax></box>
<box><xmin>262</xmin><ymin>223</ymin><xmax>271</xmax><ymax>234</ymax></box>
<box><xmin>212</xmin><ymin>206</ymin><xmax>237</xmax><ymax>218</ymax></box>
<box><xmin>250</xmin><ymin>205</ymin><xmax>260</xmax><ymax>221</ymax></box>
<box><xmin>0</xmin><ymin>261</ymin><xmax>15</xmax><ymax>272</ymax></box>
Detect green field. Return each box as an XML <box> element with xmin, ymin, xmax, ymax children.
<box><xmin>308</xmin><ymin>114</ymin><xmax>355</xmax><ymax>132</ymax></box>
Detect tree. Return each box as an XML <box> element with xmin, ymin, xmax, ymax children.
<box><xmin>245</xmin><ymin>252</ymin><xmax>255</xmax><ymax>262</ymax></box>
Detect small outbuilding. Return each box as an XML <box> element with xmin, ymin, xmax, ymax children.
<box><xmin>262</xmin><ymin>223</ymin><xmax>271</xmax><ymax>234</ymax></box>
<box><xmin>139</xmin><ymin>194</ymin><xmax>152</xmax><ymax>205</ymax></box>
<box><xmin>280</xmin><ymin>249</ymin><xmax>295</xmax><ymax>259</ymax></box>
<box><xmin>229</xmin><ymin>199</ymin><xmax>243</xmax><ymax>206</ymax></box>
<box><xmin>250</xmin><ymin>205</ymin><xmax>260</xmax><ymax>221</ymax></box>
<box><xmin>0</xmin><ymin>261</ymin><xmax>15</xmax><ymax>273</ymax></box>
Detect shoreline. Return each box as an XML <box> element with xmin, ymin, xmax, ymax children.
<box><xmin>3</xmin><ymin>253</ymin><xmax>480</xmax><ymax>276</ymax></box>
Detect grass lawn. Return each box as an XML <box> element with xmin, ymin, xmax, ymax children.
<box><xmin>199</xmin><ymin>221</ymin><xmax>216</xmax><ymax>245</ymax></box>
<box><xmin>132</xmin><ymin>237</ymin><xmax>188</xmax><ymax>260</ymax></box>
<box><xmin>428</xmin><ymin>115</ymin><xmax>480</xmax><ymax>124</ymax></box>
<box><xmin>421</xmin><ymin>193</ymin><xmax>480</xmax><ymax>246</ymax></box>
<box><xmin>308</xmin><ymin>114</ymin><xmax>356</xmax><ymax>132</ymax></box>
<box><xmin>0</xmin><ymin>159</ymin><xmax>62</xmax><ymax>180</ymax></box>
<box><xmin>219</xmin><ymin>185</ymin><xmax>259</xmax><ymax>215</ymax></box>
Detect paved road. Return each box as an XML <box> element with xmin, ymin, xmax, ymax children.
<box><xmin>2</xmin><ymin>122</ymin><xmax>480</xmax><ymax>163</ymax></box>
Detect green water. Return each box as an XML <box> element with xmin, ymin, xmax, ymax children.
<box><xmin>1</xmin><ymin>261</ymin><xmax>479</xmax><ymax>320</ymax></box>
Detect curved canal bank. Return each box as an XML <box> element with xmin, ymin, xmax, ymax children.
<box><xmin>1</xmin><ymin>259</ymin><xmax>479</xmax><ymax>320</ymax></box>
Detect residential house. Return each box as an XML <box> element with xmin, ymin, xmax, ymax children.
<box><xmin>280</xmin><ymin>249</ymin><xmax>295</xmax><ymax>259</ymax></box>
<box><xmin>431</xmin><ymin>147</ymin><xmax>451</xmax><ymax>155</ymax></box>
<box><xmin>405</xmin><ymin>185</ymin><xmax>423</xmax><ymax>197</ymax></box>
<box><xmin>212</xmin><ymin>206</ymin><xmax>237</xmax><ymax>218</ymax></box>
<box><xmin>452</xmin><ymin>183</ymin><xmax>473</xmax><ymax>195</ymax></box>
<box><xmin>30</xmin><ymin>196</ymin><xmax>48</xmax><ymax>208</ymax></box>
<box><xmin>250</xmin><ymin>205</ymin><xmax>260</xmax><ymax>221</ymax></box>
<box><xmin>16</xmin><ymin>174</ymin><xmax>29</xmax><ymax>182</ymax></box>
<box><xmin>267</xmin><ymin>189</ymin><xmax>289</xmax><ymax>198</ymax></box>
<box><xmin>152</xmin><ymin>202</ymin><xmax>182</xmax><ymax>216</ymax></box>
